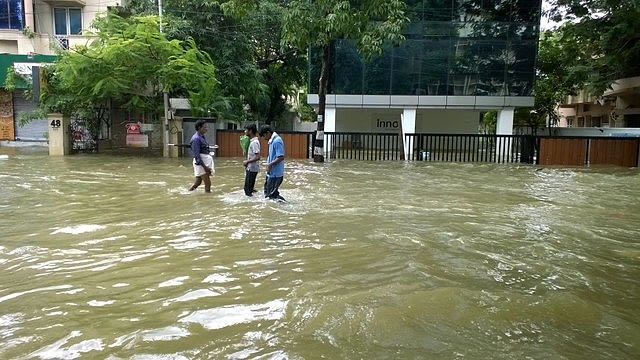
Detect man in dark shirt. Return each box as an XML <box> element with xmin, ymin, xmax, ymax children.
<box><xmin>189</xmin><ymin>119</ymin><xmax>214</xmax><ymax>192</ymax></box>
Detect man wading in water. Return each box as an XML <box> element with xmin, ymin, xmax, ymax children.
<box><xmin>259</xmin><ymin>124</ymin><xmax>286</xmax><ymax>202</ymax></box>
<box><xmin>189</xmin><ymin>119</ymin><xmax>214</xmax><ymax>192</ymax></box>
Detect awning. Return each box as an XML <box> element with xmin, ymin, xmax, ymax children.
<box><xmin>41</xmin><ymin>0</ymin><xmax>86</xmax><ymax>7</ymax></box>
<box><xmin>0</xmin><ymin>54</ymin><xmax>58</xmax><ymax>89</ymax></box>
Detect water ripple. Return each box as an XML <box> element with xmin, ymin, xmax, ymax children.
<box><xmin>0</xmin><ymin>154</ymin><xmax>639</xmax><ymax>359</ymax></box>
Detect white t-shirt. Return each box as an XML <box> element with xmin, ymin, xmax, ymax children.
<box><xmin>246</xmin><ymin>137</ymin><xmax>260</xmax><ymax>173</ymax></box>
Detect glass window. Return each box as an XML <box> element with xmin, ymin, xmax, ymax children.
<box><xmin>506</xmin><ymin>71</ymin><xmax>534</xmax><ymax>96</ymax></box>
<box><xmin>332</xmin><ymin>41</ymin><xmax>364</xmax><ymax>95</ymax></box>
<box><xmin>424</xmin><ymin>0</ymin><xmax>454</xmax><ymax>21</ymax></box>
<box><xmin>453</xmin><ymin>0</ymin><xmax>504</xmax><ymax>22</ymax></box>
<box><xmin>510</xmin><ymin>0</ymin><xmax>541</xmax><ymax>23</ymax></box>
<box><xmin>54</xmin><ymin>8</ymin><xmax>82</xmax><ymax>35</ymax></box>
<box><xmin>54</xmin><ymin>8</ymin><xmax>67</xmax><ymax>35</ymax></box>
<box><xmin>364</xmin><ymin>52</ymin><xmax>392</xmax><ymax>95</ymax></box>
<box><xmin>0</xmin><ymin>0</ymin><xmax>24</xmax><ymax>29</ymax></box>
<box><xmin>424</xmin><ymin>21</ymin><xmax>453</xmax><ymax>37</ymax></box>
<box><xmin>391</xmin><ymin>40</ymin><xmax>425</xmax><ymax>95</ymax></box>
<box><xmin>308</xmin><ymin>47</ymin><xmax>321</xmax><ymax>94</ymax></box>
<box><xmin>507</xmin><ymin>41</ymin><xmax>536</xmax><ymax>73</ymax></box>
<box><xmin>69</xmin><ymin>9</ymin><xmax>82</xmax><ymax>34</ymax></box>
<box><xmin>311</xmin><ymin>0</ymin><xmax>541</xmax><ymax>97</ymax></box>
<box><xmin>421</xmin><ymin>39</ymin><xmax>451</xmax><ymax>95</ymax></box>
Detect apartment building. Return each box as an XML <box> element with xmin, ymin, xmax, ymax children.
<box><xmin>0</xmin><ymin>0</ymin><xmax>118</xmax><ymax>143</ymax></box>
<box><xmin>556</xmin><ymin>76</ymin><xmax>640</xmax><ymax>135</ymax></box>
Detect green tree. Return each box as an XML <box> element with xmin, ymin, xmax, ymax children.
<box><xmin>545</xmin><ymin>0</ymin><xmax>640</xmax><ymax>94</ymax></box>
<box><xmin>480</xmin><ymin>112</ymin><xmax>496</xmax><ymax>135</ymax></box>
<box><xmin>528</xmin><ymin>30</ymin><xmax>587</xmax><ymax>128</ymax></box>
<box><xmin>126</xmin><ymin>0</ymin><xmax>306</xmax><ymax>125</ymax></box>
<box><xmin>27</xmin><ymin>13</ymin><xmax>217</xmax><ymax>149</ymax></box>
<box><xmin>281</xmin><ymin>0</ymin><xmax>409</xmax><ymax>162</ymax></box>
<box><xmin>239</xmin><ymin>1</ymin><xmax>307</xmax><ymax>125</ymax></box>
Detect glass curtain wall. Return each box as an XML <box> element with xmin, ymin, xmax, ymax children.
<box><xmin>308</xmin><ymin>0</ymin><xmax>541</xmax><ymax>97</ymax></box>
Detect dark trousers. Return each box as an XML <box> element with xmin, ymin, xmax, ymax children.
<box><xmin>244</xmin><ymin>170</ymin><xmax>258</xmax><ymax>196</ymax></box>
<box><xmin>264</xmin><ymin>175</ymin><xmax>284</xmax><ymax>200</ymax></box>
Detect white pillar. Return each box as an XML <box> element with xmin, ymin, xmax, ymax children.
<box><xmin>48</xmin><ymin>113</ymin><xmax>70</xmax><ymax>156</ymax></box>
<box><xmin>496</xmin><ymin>108</ymin><xmax>514</xmax><ymax>162</ymax></box>
<box><xmin>497</xmin><ymin>108</ymin><xmax>514</xmax><ymax>135</ymax></box>
<box><xmin>24</xmin><ymin>0</ymin><xmax>34</xmax><ymax>30</ymax></box>
<box><xmin>401</xmin><ymin>108</ymin><xmax>416</xmax><ymax>160</ymax></box>
<box><xmin>324</xmin><ymin>107</ymin><xmax>336</xmax><ymax>159</ymax></box>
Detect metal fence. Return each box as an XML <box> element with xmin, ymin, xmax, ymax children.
<box><xmin>406</xmin><ymin>133</ymin><xmax>537</xmax><ymax>163</ymax></box>
<box><xmin>324</xmin><ymin>132</ymin><xmax>538</xmax><ymax>163</ymax></box>
<box><xmin>325</xmin><ymin>132</ymin><xmax>403</xmax><ymax>161</ymax></box>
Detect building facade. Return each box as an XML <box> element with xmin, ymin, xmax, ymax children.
<box><xmin>308</xmin><ymin>0</ymin><xmax>542</xmax><ymax>147</ymax></box>
<box><xmin>0</xmin><ymin>0</ymin><xmax>119</xmax><ymax>143</ymax></box>
<box><xmin>555</xmin><ymin>76</ymin><xmax>640</xmax><ymax>136</ymax></box>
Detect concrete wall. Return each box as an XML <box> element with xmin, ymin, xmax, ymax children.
<box><xmin>550</xmin><ymin>127</ymin><xmax>640</xmax><ymax>137</ymax></box>
<box><xmin>334</xmin><ymin>108</ymin><xmax>479</xmax><ymax>133</ymax></box>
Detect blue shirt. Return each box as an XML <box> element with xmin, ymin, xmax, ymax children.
<box><xmin>267</xmin><ymin>133</ymin><xmax>285</xmax><ymax>177</ymax></box>
<box><xmin>190</xmin><ymin>132</ymin><xmax>210</xmax><ymax>165</ymax></box>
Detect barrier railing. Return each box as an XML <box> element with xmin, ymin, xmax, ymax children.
<box><xmin>324</xmin><ymin>132</ymin><xmax>539</xmax><ymax>163</ymax></box>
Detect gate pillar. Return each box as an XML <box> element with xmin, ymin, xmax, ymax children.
<box><xmin>48</xmin><ymin>113</ymin><xmax>70</xmax><ymax>156</ymax></box>
<box><xmin>168</xmin><ymin>116</ymin><xmax>183</xmax><ymax>158</ymax></box>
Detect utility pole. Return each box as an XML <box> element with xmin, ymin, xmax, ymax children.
<box><xmin>159</xmin><ymin>0</ymin><xmax>170</xmax><ymax>157</ymax></box>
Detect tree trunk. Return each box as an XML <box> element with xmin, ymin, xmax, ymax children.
<box><xmin>314</xmin><ymin>44</ymin><xmax>331</xmax><ymax>162</ymax></box>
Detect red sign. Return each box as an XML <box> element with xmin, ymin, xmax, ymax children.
<box><xmin>125</xmin><ymin>122</ymin><xmax>142</xmax><ymax>134</ymax></box>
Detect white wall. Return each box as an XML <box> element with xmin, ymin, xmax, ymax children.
<box><xmin>32</xmin><ymin>0</ymin><xmax>118</xmax><ymax>54</ymax></box>
<box><xmin>416</xmin><ymin>110</ymin><xmax>479</xmax><ymax>133</ymax></box>
<box><xmin>335</xmin><ymin>108</ymin><xmax>479</xmax><ymax>133</ymax></box>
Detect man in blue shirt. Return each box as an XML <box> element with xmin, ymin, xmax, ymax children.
<box><xmin>188</xmin><ymin>119</ymin><xmax>214</xmax><ymax>192</ymax></box>
<box><xmin>259</xmin><ymin>125</ymin><xmax>285</xmax><ymax>201</ymax></box>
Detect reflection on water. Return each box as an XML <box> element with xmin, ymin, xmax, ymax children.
<box><xmin>1</xmin><ymin>148</ymin><xmax>639</xmax><ymax>359</ymax></box>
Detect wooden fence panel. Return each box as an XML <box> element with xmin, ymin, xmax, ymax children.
<box><xmin>278</xmin><ymin>133</ymin><xmax>310</xmax><ymax>159</ymax></box>
<box><xmin>538</xmin><ymin>138</ymin><xmax>587</xmax><ymax>166</ymax></box>
<box><xmin>589</xmin><ymin>138</ymin><xmax>639</xmax><ymax>167</ymax></box>
<box><xmin>215</xmin><ymin>130</ymin><xmax>310</xmax><ymax>159</ymax></box>
<box><xmin>215</xmin><ymin>130</ymin><xmax>245</xmax><ymax>157</ymax></box>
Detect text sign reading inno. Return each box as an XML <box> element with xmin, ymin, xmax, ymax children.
<box><xmin>372</xmin><ymin>115</ymin><xmax>401</xmax><ymax>132</ymax></box>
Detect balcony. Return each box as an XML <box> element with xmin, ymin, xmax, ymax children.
<box><xmin>52</xmin><ymin>35</ymin><xmax>69</xmax><ymax>50</ymax></box>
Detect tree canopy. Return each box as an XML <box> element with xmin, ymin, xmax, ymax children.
<box><xmin>545</xmin><ymin>0</ymin><xmax>640</xmax><ymax>94</ymax></box>
<box><xmin>282</xmin><ymin>0</ymin><xmax>408</xmax><ymax>160</ymax></box>
<box><xmin>40</xmin><ymin>13</ymin><xmax>217</xmax><ymax>117</ymax></box>
<box><xmin>124</xmin><ymin>0</ymin><xmax>308</xmax><ymax>124</ymax></box>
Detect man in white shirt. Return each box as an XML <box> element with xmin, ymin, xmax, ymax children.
<box><xmin>242</xmin><ymin>124</ymin><xmax>261</xmax><ymax>196</ymax></box>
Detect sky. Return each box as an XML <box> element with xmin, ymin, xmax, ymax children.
<box><xmin>540</xmin><ymin>1</ymin><xmax>564</xmax><ymax>30</ymax></box>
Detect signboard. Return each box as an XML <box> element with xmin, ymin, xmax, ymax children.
<box><xmin>126</xmin><ymin>133</ymin><xmax>149</xmax><ymax>147</ymax></box>
<box><xmin>13</xmin><ymin>62</ymin><xmax>50</xmax><ymax>75</ymax></box>
<box><xmin>125</xmin><ymin>122</ymin><xmax>148</xmax><ymax>147</ymax></box>
<box><xmin>371</xmin><ymin>114</ymin><xmax>401</xmax><ymax>132</ymax></box>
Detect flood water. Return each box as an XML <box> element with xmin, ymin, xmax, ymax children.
<box><xmin>1</xmin><ymin>147</ymin><xmax>639</xmax><ymax>359</ymax></box>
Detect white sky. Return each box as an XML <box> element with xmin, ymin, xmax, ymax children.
<box><xmin>540</xmin><ymin>1</ymin><xmax>563</xmax><ymax>30</ymax></box>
